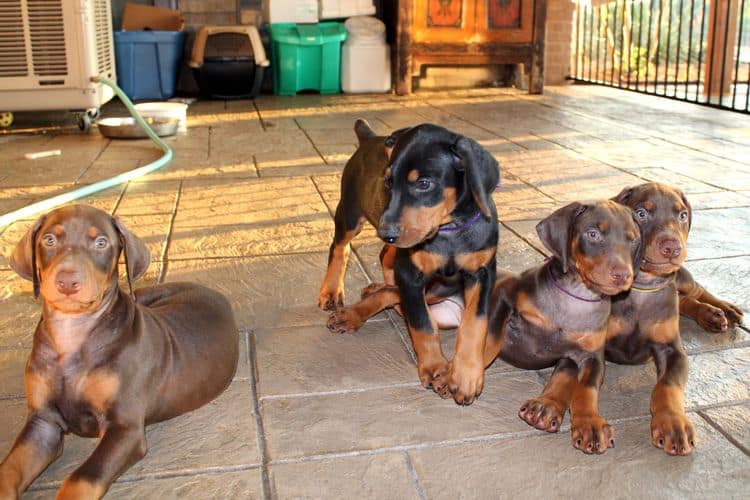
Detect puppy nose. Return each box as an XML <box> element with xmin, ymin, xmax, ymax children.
<box><xmin>659</xmin><ymin>238</ymin><xmax>682</xmax><ymax>258</ymax></box>
<box><xmin>609</xmin><ymin>265</ymin><xmax>632</xmax><ymax>286</ymax></box>
<box><xmin>55</xmin><ymin>270</ymin><xmax>81</xmax><ymax>296</ymax></box>
<box><xmin>377</xmin><ymin>222</ymin><xmax>400</xmax><ymax>245</ymax></box>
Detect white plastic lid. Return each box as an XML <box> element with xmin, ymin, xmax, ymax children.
<box><xmin>344</xmin><ymin>16</ymin><xmax>385</xmax><ymax>42</ymax></box>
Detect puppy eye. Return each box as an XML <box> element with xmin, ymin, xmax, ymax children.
<box><xmin>415</xmin><ymin>178</ymin><xmax>433</xmax><ymax>192</ymax></box>
<box><xmin>94</xmin><ymin>236</ymin><xmax>109</xmax><ymax>249</ymax></box>
<box><xmin>678</xmin><ymin>210</ymin><xmax>688</xmax><ymax>222</ymax></box>
<box><xmin>586</xmin><ymin>229</ymin><xmax>601</xmax><ymax>241</ymax></box>
<box><xmin>383</xmin><ymin>176</ymin><xmax>393</xmax><ymax>189</ymax></box>
<box><xmin>634</xmin><ymin>208</ymin><xmax>648</xmax><ymax>220</ymax></box>
<box><xmin>42</xmin><ymin>234</ymin><xmax>57</xmax><ymax>247</ymax></box>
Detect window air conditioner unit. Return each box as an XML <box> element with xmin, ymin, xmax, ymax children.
<box><xmin>0</xmin><ymin>0</ymin><xmax>116</xmax><ymax>131</ymax></box>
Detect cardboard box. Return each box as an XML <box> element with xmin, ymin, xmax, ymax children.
<box><xmin>263</xmin><ymin>0</ymin><xmax>318</xmax><ymax>24</ymax></box>
<box><xmin>122</xmin><ymin>3</ymin><xmax>184</xmax><ymax>31</ymax></box>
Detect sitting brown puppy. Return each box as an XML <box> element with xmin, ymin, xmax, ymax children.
<box><xmin>606</xmin><ymin>182</ymin><xmax>698</xmax><ymax>455</ymax></box>
<box><xmin>0</xmin><ymin>205</ymin><xmax>238</xmax><ymax>499</ymax></box>
<box><xmin>482</xmin><ymin>200</ymin><xmax>640</xmax><ymax>454</ymax></box>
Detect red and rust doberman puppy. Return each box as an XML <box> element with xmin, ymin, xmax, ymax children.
<box><xmin>0</xmin><ymin>205</ymin><xmax>238</xmax><ymax>499</ymax></box>
<box><xmin>482</xmin><ymin>200</ymin><xmax>640</xmax><ymax>454</ymax></box>
<box><xmin>606</xmin><ymin>182</ymin><xmax>715</xmax><ymax>456</ymax></box>
<box><xmin>318</xmin><ymin>119</ymin><xmax>500</xmax><ymax>405</ymax></box>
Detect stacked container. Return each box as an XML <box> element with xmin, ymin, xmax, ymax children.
<box><xmin>341</xmin><ymin>16</ymin><xmax>391</xmax><ymax>93</ymax></box>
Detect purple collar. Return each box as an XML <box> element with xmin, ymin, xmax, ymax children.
<box><xmin>438</xmin><ymin>210</ymin><xmax>482</xmax><ymax>234</ymax></box>
<box><xmin>546</xmin><ymin>260</ymin><xmax>606</xmax><ymax>303</ymax></box>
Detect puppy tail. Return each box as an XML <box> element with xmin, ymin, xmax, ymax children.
<box><xmin>354</xmin><ymin>119</ymin><xmax>376</xmax><ymax>145</ymax></box>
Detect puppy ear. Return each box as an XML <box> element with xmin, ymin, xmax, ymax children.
<box><xmin>112</xmin><ymin>217</ymin><xmax>150</xmax><ymax>285</ymax></box>
<box><xmin>384</xmin><ymin>127</ymin><xmax>411</xmax><ymax>160</ymax></box>
<box><xmin>536</xmin><ymin>202</ymin><xmax>587</xmax><ymax>274</ymax></box>
<box><xmin>612</xmin><ymin>186</ymin><xmax>635</xmax><ymax>206</ymax></box>
<box><xmin>452</xmin><ymin>136</ymin><xmax>500</xmax><ymax>219</ymax></box>
<box><xmin>9</xmin><ymin>215</ymin><xmax>46</xmax><ymax>298</ymax></box>
<box><xmin>354</xmin><ymin>118</ymin><xmax>376</xmax><ymax>145</ymax></box>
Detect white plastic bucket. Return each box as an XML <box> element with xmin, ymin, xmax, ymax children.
<box><xmin>341</xmin><ymin>17</ymin><xmax>390</xmax><ymax>93</ymax></box>
<box><xmin>134</xmin><ymin>102</ymin><xmax>188</xmax><ymax>132</ymax></box>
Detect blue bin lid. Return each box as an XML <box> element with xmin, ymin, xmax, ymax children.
<box><xmin>270</xmin><ymin>22</ymin><xmax>347</xmax><ymax>46</ymax></box>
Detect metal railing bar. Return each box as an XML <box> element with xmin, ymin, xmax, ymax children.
<box><xmin>732</xmin><ymin>0</ymin><xmax>746</xmax><ymax>109</ymax></box>
<box><xmin>646</xmin><ymin>0</ymin><xmax>656</xmax><ymax>91</ymax></box>
<box><xmin>673</xmin><ymin>0</ymin><xmax>685</xmax><ymax>97</ymax></box>
<box><xmin>697</xmin><ymin>0</ymin><xmax>708</xmax><ymax>103</ymax></box>
<box><xmin>685</xmin><ymin>0</ymin><xmax>696</xmax><ymax>100</ymax></box>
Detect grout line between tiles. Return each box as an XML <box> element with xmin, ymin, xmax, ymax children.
<box><xmin>696</xmin><ymin>409</ymin><xmax>750</xmax><ymax>457</ymax></box>
<box><xmin>72</xmin><ymin>139</ymin><xmax>111</xmax><ymax>184</ymax></box>
<box><xmin>294</xmin><ymin>118</ymin><xmax>328</xmax><ymax>165</ymax></box>
<box><xmin>403</xmin><ymin>451</ymin><xmax>428</xmax><ymax>500</ymax></box>
<box><xmin>247</xmin><ymin>331</ymin><xmax>272</xmax><ymax>500</ymax></box>
<box><xmin>264</xmin><ymin>399</ymin><xmax>750</xmax><ymax>467</ymax></box>
<box><xmin>26</xmin><ymin>463</ymin><xmax>262</xmax><ymax>492</ymax></box>
<box><xmin>156</xmin><ymin>180</ymin><xmax>182</xmax><ymax>284</ymax></box>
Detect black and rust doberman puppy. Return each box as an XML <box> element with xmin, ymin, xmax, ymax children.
<box><xmin>482</xmin><ymin>200</ymin><xmax>640</xmax><ymax>454</ymax></box>
<box><xmin>318</xmin><ymin>119</ymin><xmax>499</xmax><ymax>405</ymax></box>
<box><xmin>0</xmin><ymin>205</ymin><xmax>238</xmax><ymax>499</ymax></box>
<box><xmin>606</xmin><ymin>182</ymin><xmax>709</xmax><ymax>456</ymax></box>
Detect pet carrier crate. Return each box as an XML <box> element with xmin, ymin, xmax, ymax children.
<box><xmin>0</xmin><ymin>0</ymin><xmax>117</xmax><ymax>131</ymax></box>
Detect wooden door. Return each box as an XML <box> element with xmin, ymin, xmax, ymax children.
<box><xmin>412</xmin><ymin>0</ymin><xmax>477</xmax><ymax>43</ymax></box>
<box><xmin>477</xmin><ymin>0</ymin><xmax>535</xmax><ymax>43</ymax></box>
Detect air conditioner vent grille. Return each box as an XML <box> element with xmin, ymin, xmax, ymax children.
<box><xmin>93</xmin><ymin>0</ymin><xmax>112</xmax><ymax>76</ymax></box>
<box><xmin>0</xmin><ymin>0</ymin><xmax>28</xmax><ymax>77</ymax></box>
<box><xmin>28</xmin><ymin>0</ymin><xmax>67</xmax><ymax>76</ymax></box>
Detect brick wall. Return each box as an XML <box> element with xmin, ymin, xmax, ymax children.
<box><xmin>544</xmin><ymin>0</ymin><xmax>576</xmax><ymax>85</ymax></box>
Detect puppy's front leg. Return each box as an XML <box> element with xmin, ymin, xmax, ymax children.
<box><xmin>440</xmin><ymin>265</ymin><xmax>494</xmax><ymax>405</ymax></box>
<box><xmin>569</xmin><ymin>355</ymin><xmax>614</xmax><ymax>455</ymax></box>
<box><xmin>57</xmin><ymin>423</ymin><xmax>147</xmax><ymax>500</ymax></box>
<box><xmin>650</xmin><ymin>342</ymin><xmax>695</xmax><ymax>456</ymax></box>
<box><xmin>0</xmin><ymin>412</ymin><xmax>64</xmax><ymax>499</ymax></box>
<box><xmin>396</xmin><ymin>262</ymin><xmax>448</xmax><ymax>394</ymax></box>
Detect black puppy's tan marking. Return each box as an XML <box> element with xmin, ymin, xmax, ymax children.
<box><xmin>320</xmin><ymin>120</ymin><xmax>499</xmax><ymax>405</ymax></box>
<box><xmin>483</xmin><ymin>200</ymin><xmax>640</xmax><ymax>454</ymax></box>
<box><xmin>606</xmin><ymin>183</ymin><xmax>698</xmax><ymax>456</ymax></box>
<box><xmin>0</xmin><ymin>205</ymin><xmax>238</xmax><ymax>499</ymax></box>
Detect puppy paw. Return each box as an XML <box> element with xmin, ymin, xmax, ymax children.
<box><xmin>570</xmin><ymin>414</ymin><xmax>615</xmax><ymax>455</ymax></box>
<box><xmin>435</xmin><ymin>358</ymin><xmax>484</xmax><ymax>405</ymax></box>
<box><xmin>317</xmin><ymin>289</ymin><xmax>343</xmax><ymax>311</ymax></box>
<box><xmin>694</xmin><ymin>303</ymin><xmax>730</xmax><ymax>333</ymax></box>
<box><xmin>651</xmin><ymin>411</ymin><xmax>696</xmax><ymax>456</ymax></box>
<box><xmin>417</xmin><ymin>359</ymin><xmax>450</xmax><ymax>396</ymax></box>
<box><xmin>518</xmin><ymin>397</ymin><xmax>566</xmax><ymax>433</ymax></box>
<box><xmin>326</xmin><ymin>308</ymin><xmax>364</xmax><ymax>334</ymax></box>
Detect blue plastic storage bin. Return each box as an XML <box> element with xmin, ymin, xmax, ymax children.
<box><xmin>114</xmin><ymin>31</ymin><xmax>186</xmax><ymax>100</ymax></box>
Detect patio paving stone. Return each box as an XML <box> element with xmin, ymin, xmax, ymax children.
<box><xmin>269</xmin><ymin>453</ymin><xmax>420</xmax><ymax>499</ymax></box>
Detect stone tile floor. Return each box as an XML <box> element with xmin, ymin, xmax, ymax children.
<box><xmin>0</xmin><ymin>85</ymin><xmax>748</xmax><ymax>499</ymax></box>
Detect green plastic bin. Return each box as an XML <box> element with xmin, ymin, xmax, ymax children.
<box><xmin>269</xmin><ymin>22</ymin><xmax>347</xmax><ymax>96</ymax></box>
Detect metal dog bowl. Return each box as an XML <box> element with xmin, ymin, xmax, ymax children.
<box><xmin>97</xmin><ymin>116</ymin><xmax>179</xmax><ymax>139</ymax></box>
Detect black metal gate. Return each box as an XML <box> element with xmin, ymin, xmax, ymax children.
<box><xmin>571</xmin><ymin>0</ymin><xmax>750</xmax><ymax>113</ymax></box>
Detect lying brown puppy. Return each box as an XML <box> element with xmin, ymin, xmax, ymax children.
<box><xmin>482</xmin><ymin>200</ymin><xmax>640</xmax><ymax>454</ymax></box>
<box><xmin>0</xmin><ymin>205</ymin><xmax>238</xmax><ymax>498</ymax></box>
<box><xmin>606</xmin><ymin>183</ymin><xmax>700</xmax><ymax>455</ymax></box>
